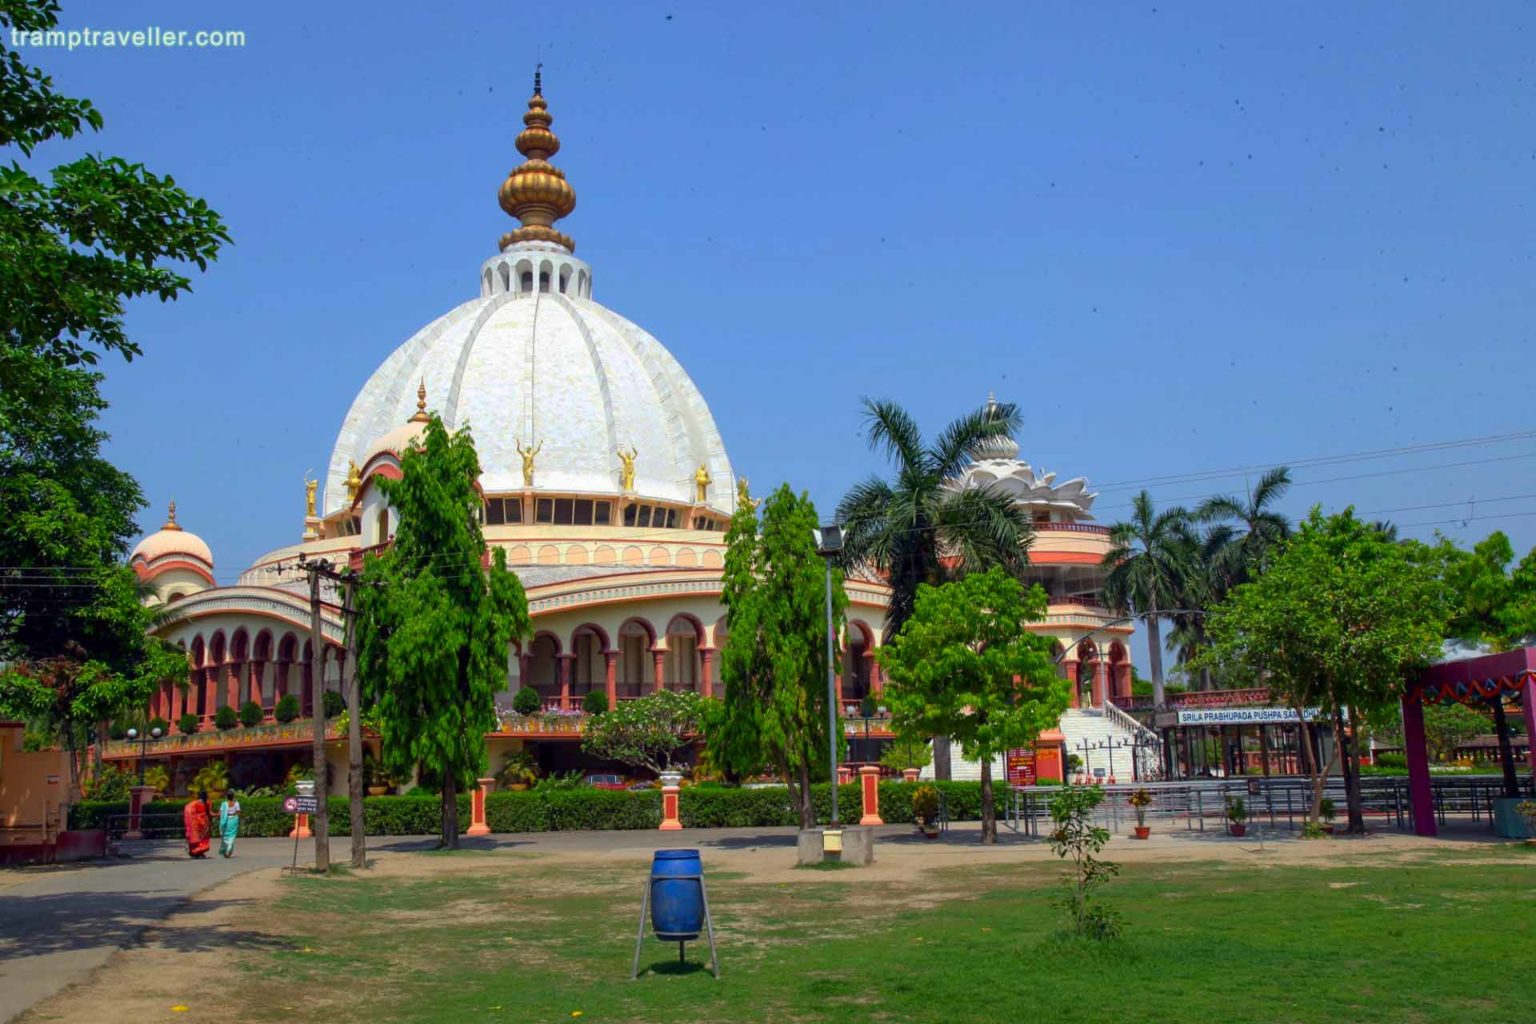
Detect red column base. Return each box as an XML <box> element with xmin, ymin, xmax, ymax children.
<box><xmin>659</xmin><ymin>784</ymin><xmax>683</xmax><ymax>831</ymax></box>
<box><xmin>858</xmin><ymin>765</ymin><xmax>884</xmax><ymax>826</ymax></box>
<box><xmin>466</xmin><ymin>777</ymin><xmax>493</xmax><ymax>836</ymax></box>
<box><xmin>292</xmin><ymin>813</ymin><xmax>312</xmax><ymax>839</ymax></box>
<box><xmin>125</xmin><ymin>785</ymin><xmax>156</xmax><ymax>840</ymax></box>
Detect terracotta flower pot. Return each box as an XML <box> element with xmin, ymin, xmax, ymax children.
<box><xmin>1133</xmin><ymin>826</ymin><xmax>1150</xmax><ymax>840</ymax></box>
<box><xmin>1228</xmin><ymin>823</ymin><xmax>1247</xmax><ymax>837</ymax></box>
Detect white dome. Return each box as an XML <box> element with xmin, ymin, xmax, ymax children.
<box><xmin>130</xmin><ymin>503</ymin><xmax>214</xmax><ymax>568</ymax></box>
<box><xmin>326</xmin><ymin>247</ymin><xmax>736</xmax><ymax>516</ymax></box>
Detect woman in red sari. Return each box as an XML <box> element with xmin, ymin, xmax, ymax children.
<box><xmin>183</xmin><ymin>790</ymin><xmax>211</xmax><ymax>858</ymax></box>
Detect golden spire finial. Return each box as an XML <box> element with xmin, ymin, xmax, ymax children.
<box><xmin>498</xmin><ymin>69</ymin><xmax>577</xmax><ymax>253</ymax></box>
<box><xmin>409</xmin><ymin>379</ymin><xmax>430</xmax><ymax>423</ymax></box>
<box><xmin>163</xmin><ymin>499</ymin><xmax>182</xmax><ymax>531</ymax></box>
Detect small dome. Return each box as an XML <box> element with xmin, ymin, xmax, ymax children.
<box><xmin>130</xmin><ymin>501</ymin><xmax>214</xmax><ymax>568</ymax></box>
<box><xmin>361</xmin><ymin>382</ymin><xmax>431</xmax><ymax>467</ymax></box>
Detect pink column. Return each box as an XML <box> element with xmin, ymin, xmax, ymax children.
<box><xmin>125</xmin><ymin>785</ymin><xmax>155</xmax><ymax>839</ymax></box>
<box><xmin>1091</xmin><ymin>660</ymin><xmax>1106</xmax><ymax>707</ymax></box>
<box><xmin>1063</xmin><ymin>660</ymin><xmax>1079</xmax><ymax>709</ymax></box>
<box><xmin>865</xmin><ymin>652</ymin><xmax>881</xmax><ymax>696</ymax></box>
<box><xmin>700</xmin><ymin>648</ymin><xmax>714</xmax><ymax>699</ymax></box>
<box><xmin>604</xmin><ymin>651</ymin><xmax>618</xmax><ymax>707</ymax></box>
<box><xmin>1403</xmin><ymin>694</ymin><xmax>1436</xmax><ymax>837</ymax></box>
<box><xmin>558</xmin><ymin>655</ymin><xmax>573</xmax><ymax>710</ymax></box>
<box><xmin>652</xmin><ymin>650</ymin><xmax>666</xmax><ymax>693</ymax></box>
<box><xmin>249</xmin><ymin>660</ymin><xmax>264</xmax><ymax>712</ymax></box>
<box><xmin>225</xmin><ymin>660</ymin><xmax>240</xmax><ymax>711</ymax></box>
<box><xmin>858</xmin><ymin>765</ymin><xmax>884</xmax><ymax>826</ymax></box>
<box><xmin>467</xmin><ymin>777</ymin><xmax>494</xmax><ymax>836</ymax></box>
<box><xmin>1524</xmin><ymin>674</ymin><xmax>1536</xmax><ymax>780</ymax></box>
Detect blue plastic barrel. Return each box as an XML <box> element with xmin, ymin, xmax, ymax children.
<box><xmin>650</xmin><ymin>849</ymin><xmax>704</xmax><ymax>940</ymax></box>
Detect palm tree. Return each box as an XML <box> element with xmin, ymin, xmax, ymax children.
<box><xmin>1102</xmin><ymin>491</ymin><xmax>1193</xmax><ymax>706</ymax></box>
<box><xmin>837</xmin><ymin>398</ymin><xmax>1035</xmax><ymax>778</ymax></box>
<box><xmin>1197</xmin><ymin>467</ymin><xmax>1292</xmax><ymax>586</ymax></box>
<box><xmin>1167</xmin><ymin>522</ymin><xmax>1235</xmax><ymax>690</ymax></box>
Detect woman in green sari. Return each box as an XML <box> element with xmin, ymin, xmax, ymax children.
<box><xmin>218</xmin><ymin>792</ymin><xmax>241</xmax><ymax>858</ymax></box>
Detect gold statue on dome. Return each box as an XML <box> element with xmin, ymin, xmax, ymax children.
<box><xmin>344</xmin><ymin>460</ymin><xmax>363</xmax><ymax>503</ymax></box>
<box><xmin>694</xmin><ymin>463</ymin><xmax>712</xmax><ymax>504</ymax></box>
<box><xmin>304</xmin><ymin>474</ymin><xmax>318</xmax><ymax>518</ymax></box>
<box><xmin>516</xmin><ymin>439</ymin><xmax>542</xmax><ymax>487</ymax></box>
<box><xmin>616</xmin><ymin>445</ymin><xmax>638</xmax><ymax>492</ymax></box>
<box><xmin>736</xmin><ymin>477</ymin><xmax>757</xmax><ymax>511</ymax></box>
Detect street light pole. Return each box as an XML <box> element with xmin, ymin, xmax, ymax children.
<box><xmin>815</xmin><ymin>524</ymin><xmax>845</xmax><ymax>828</ymax></box>
<box><xmin>125</xmin><ymin>726</ymin><xmax>162</xmax><ymax>786</ymax></box>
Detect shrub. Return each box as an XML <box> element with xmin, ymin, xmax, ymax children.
<box><xmin>214</xmin><ymin>705</ymin><xmax>238</xmax><ymax>730</ymax></box>
<box><xmin>582</xmin><ymin>689</ymin><xmax>609</xmax><ymax>715</ymax></box>
<box><xmin>191</xmin><ymin>760</ymin><xmax>230</xmax><ymax>795</ymax></box>
<box><xmin>177</xmin><ymin>712</ymin><xmax>200</xmax><ymax>735</ymax></box>
<box><xmin>496</xmin><ymin>750</ymin><xmax>539</xmax><ymax>788</ymax></box>
<box><xmin>239</xmin><ymin>700</ymin><xmax>263</xmax><ymax>727</ymax></box>
<box><xmin>513</xmin><ymin>686</ymin><xmax>542</xmax><ymax>715</ymax></box>
<box><xmin>143</xmin><ymin>765</ymin><xmax>170</xmax><ymax>792</ymax></box>
<box><xmin>84</xmin><ymin>764</ymin><xmax>133</xmax><ymax>801</ymax></box>
<box><xmin>108</xmin><ymin>720</ymin><xmax>129</xmax><ymax>740</ymax></box>
<box><xmin>148</xmin><ymin>716</ymin><xmax>170</xmax><ymax>735</ymax></box>
<box><xmin>879</xmin><ymin>734</ymin><xmax>932</xmax><ymax>772</ymax></box>
<box><xmin>274</xmin><ymin>694</ymin><xmax>300</xmax><ymax>723</ymax></box>
<box><xmin>1374</xmin><ymin>752</ymin><xmax>1407</xmax><ymax>770</ymax></box>
<box><xmin>323</xmin><ymin>691</ymin><xmax>346</xmax><ymax>718</ymax></box>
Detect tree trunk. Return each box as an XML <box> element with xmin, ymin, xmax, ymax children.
<box><xmin>1146</xmin><ymin>615</ymin><xmax>1166</xmax><ymax>706</ymax></box>
<box><xmin>441</xmin><ymin>778</ymin><xmax>459</xmax><ymax>849</ymax></box>
<box><xmin>932</xmin><ymin>735</ymin><xmax>953</xmax><ymax>781</ymax></box>
<box><xmin>1198</xmin><ymin>665</ymin><xmax>1213</xmax><ymax>692</ymax></box>
<box><xmin>1336</xmin><ymin>707</ymin><xmax>1365</xmax><ymax>833</ymax></box>
<box><xmin>979</xmin><ymin>756</ymin><xmax>996</xmax><ymax>844</ymax></box>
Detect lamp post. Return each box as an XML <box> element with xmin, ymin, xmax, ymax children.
<box><xmin>124</xmin><ymin>725</ymin><xmax>163</xmax><ymax>785</ymax></box>
<box><xmin>814</xmin><ymin>523</ymin><xmax>844</xmax><ymax>827</ymax></box>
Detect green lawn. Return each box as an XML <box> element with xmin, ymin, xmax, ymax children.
<box><xmin>236</xmin><ymin>847</ymin><xmax>1536</xmax><ymax>1024</ymax></box>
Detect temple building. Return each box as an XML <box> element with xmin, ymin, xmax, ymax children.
<box><xmin>110</xmin><ymin>80</ymin><xmax>1145</xmax><ymax>791</ymax></box>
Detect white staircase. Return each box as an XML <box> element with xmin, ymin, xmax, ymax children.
<box><xmin>1058</xmin><ymin>707</ymin><xmax>1159</xmax><ymax>782</ymax></box>
<box><xmin>918</xmin><ymin>706</ymin><xmax>1161</xmax><ymax>783</ymax></box>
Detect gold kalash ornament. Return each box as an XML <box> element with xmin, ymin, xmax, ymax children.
<box><xmin>498</xmin><ymin>67</ymin><xmax>577</xmax><ymax>253</ymax></box>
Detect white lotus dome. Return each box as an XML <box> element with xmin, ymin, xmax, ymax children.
<box><xmin>130</xmin><ymin>502</ymin><xmax>214</xmax><ymax>569</ymax></box>
<box><xmin>326</xmin><ymin>251</ymin><xmax>735</xmax><ymax>515</ymax></box>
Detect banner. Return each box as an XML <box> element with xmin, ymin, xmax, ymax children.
<box><xmin>1175</xmin><ymin>707</ymin><xmax>1329</xmax><ymax>726</ymax></box>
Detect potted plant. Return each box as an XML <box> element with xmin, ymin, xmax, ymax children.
<box><xmin>191</xmin><ymin>759</ymin><xmax>229</xmax><ymax>802</ymax></box>
<box><xmin>512</xmin><ymin>687</ymin><xmax>543</xmax><ymax>716</ymax></box>
<box><xmin>142</xmin><ymin>764</ymin><xmax>170</xmax><ymax>796</ymax></box>
<box><xmin>496</xmin><ymin>750</ymin><xmax>539</xmax><ymax>791</ymax></box>
<box><xmin>1226</xmin><ymin>795</ymin><xmax>1248</xmax><ymax>837</ymax></box>
<box><xmin>362</xmin><ymin>753</ymin><xmax>391</xmax><ymax>796</ymax></box>
<box><xmin>1318</xmin><ymin>796</ymin><xmax>1336</xmax><ymax>835</ymax></box>
<box><xmin>912</xmin><ymin>784</ymin><xmax>941</xmax><ymax>838</ymax></box>
<box><xmin>1515</xmin><ymin>800</ymin><xmax>1536</xmax><ymax>847</ymax></box>
<box><xmin>1128</xmin><ymin>787</ymin><xmax>1153</xmax><ymax>839</ymax></box>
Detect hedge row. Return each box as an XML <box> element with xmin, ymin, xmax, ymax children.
<box><xmin>68</xmin><ymin>780</ymin><xmax>1005</xmax><ymax>836</ymax></box>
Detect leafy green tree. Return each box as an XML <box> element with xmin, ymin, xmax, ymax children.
<box><xmin>1420</xmin><ymin>703</ymin><xmax>1491</xmax><ymax>763</ymax></box>
<box><xmin>581</xmin><ymin>690</ymin><xmax>703</xmax><ymax>776</ymax></box>
<box><xmin>837</xmin><ymin>398</ymin><xmax>1034</xmax><ymax>777</ymax></box>
<box><xmin>879</xmin><ymin>568</ymin><xmax>1068</xmax><ymax>843</ymax></box>
<box><xmin>1</xmin><ymin>0</ymin><xmax>228</xmax><ymax>379</ymax></box>
<box><xmin>356</xmin><ymin>416</ymin><xmax>529</xmax><ymax>848</ymax></box>
<box><xmin>1202</xmin><ymin>508</ymin><xmax>1449</xmax><ymax>831</ymax></box>
<box><xmin>1434</xmin><ymin>531</ymin><xmax>1536</xmax><ymax>650</ymax></box>
<box><xmin>1048</xmin><ymin>784</ymin><xmax>1121</xmax><ymax>940</ymax></box>
<box><xmin>712</xmin><ymin>484</ymin><xmax>845</xmax><ymax>827</ymax></box>
<box><xmin>1102</xmin><ymin>491</ymin><xmax>1193</xmax><ymax>705</ymax></box>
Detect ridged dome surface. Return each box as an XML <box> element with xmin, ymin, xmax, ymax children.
<box><xmin>325</xmin><ymin>287</ymin><xmax>735</xmax><ymax>516</ymax></box>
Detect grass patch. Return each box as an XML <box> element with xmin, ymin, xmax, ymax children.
<box><xmin>217</xmin><ymin>848</ymin><xmax>1536</xmax><ymax>1023</ymax></box>
<box><xmin>793</xmin><ymin>859</ymin><xmax>859</xmax><ymax>871</ymax></box>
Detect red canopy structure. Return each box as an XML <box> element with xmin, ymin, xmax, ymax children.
<box><xmin>1401</xmin><ymin>647</ymin><xmax>1536</xmax><ymax>836</ymax></box>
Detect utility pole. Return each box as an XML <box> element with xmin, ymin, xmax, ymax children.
<box><xmin>305</xmin><ymin>557</ymin><xmax>331</xmax><ymax>873</ymax></box>
<box><xmin>342</xmin><ymin>572</ymin><xmax>366</xmax><ymax>868</ymax></box>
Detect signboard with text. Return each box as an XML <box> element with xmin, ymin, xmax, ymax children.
<box><xmin>1174</xmin><ymin>707</ymin><xmax>1328</xmax><ymax>726</ymax></box>
<box><xmin>282</xmin><ymin>795</ymin><xmax>319</xmax><ymax>815</ymax></box>
<box><xmin>1005</xmin><ymin>749</ymin><xmax>1037</xmax><ymax>786</ymax></box>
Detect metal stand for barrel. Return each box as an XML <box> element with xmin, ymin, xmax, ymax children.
<box><xmin>630</xmin><ymin>873</ymin><xmax>719</xmax><ymax>980</ymax></box>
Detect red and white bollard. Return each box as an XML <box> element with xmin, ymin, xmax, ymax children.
<box><xmin>659</xmin><ymin>772</ymin><xmax>683</xmax><ymax>831</ymax></box>
<box><xmin>837</xmin><ymin>765</ymin><xmax>853</xmax><ymax>785</ymax></box>
<box><xmin>901</xmin><ymin>768</ymin><xmax>921</xmax><ymax>783</ymax></box>
<box><xmin>858</xmin><ymin>765</ymin><xmax>884</xmax><ymax>826</ymax></box>
<box><xmin>466</xmin><ymin>777</ymin><xmax>494</xmax><ymax>836</ymax></box>
<box><xmin>125</xmin><ymin>785</ymin><xmax>155</xmax><ymax>840</ymax></box>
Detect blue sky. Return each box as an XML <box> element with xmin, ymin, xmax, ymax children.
<box><xmin>22</xmin><ymin>2</ymin><xmax>1536</xmax><ymax>665</ymax></box>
